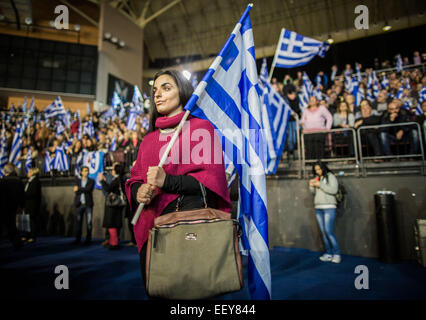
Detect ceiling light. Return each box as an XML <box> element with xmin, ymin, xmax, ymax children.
<box><xmin>74</xmin><ymin>24</ymin><xmax>80</xmax><ymax>31</ymax></box>
<box><xmin>118</xmin><ymin>40</ymin><xmax>125</xmax><ymax>48</ymax></box>
<box><xmin>182</xmin><ymin>70</ymin><xmax>191</xmax><ymax>80</ymax></box>
<box><xmin>24</xmin><ymin>17</ymin><xmax>32</xmax><ymax>25</ymax></box>
<box><xmin>148</xmin><ymin>80</ymin><xmax>154</xmax><ymax>86</ymax></box>
<box><xmin>104</xmin><ymin>32</ymin><xmax>111</xmax><ymax>39</ymax></box>
<box><xmin>382</xmin><ymin>22</ymin><xmax>392</xmax><ymax>31</ymax></box>
<box><xmin>49</xmin><ymin>20</ymin><xmax>55</xmax><ymax>27</ymax></box>
<box><xmin>0</xmin><ymin>14</ymin><xmax>5</xmax><ymax>21</ymax></box>
<box><xmin>327</xmin><ymin>35</ymin><xmax>334</xmax><ymax>44</ymax></box>
<box><xmin>111</xmin><ymin>36</ymin><xmax>118</xmax><ymax>44</ymax></box>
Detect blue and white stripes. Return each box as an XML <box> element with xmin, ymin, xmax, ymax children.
<box><xmin>0</xmin><ymin>125</ymin><xmax>8</xmax><ymax>176</ymax></box>
<box><xmin>259</xmin><ymin>59</ymin><xmax>292</xmax><ymax>175</ymax></box>
<box><xmin>9</xmin><ymin>123</ymin><xmax>23</xmax><ymax>168</ymax></box>
<box><xmin>271</xmin><ymin>28</ymin><xmax>330</xmax><ymax>69</ymax></box>
<box><xmin>44</xmin><ymin>97</ymin><xmax>66</xmax><ymax>118</ymax></box>
<box><xmin>183</xmin><ymin>5</ymin><xmax>271</xmax><ymax>299</ymax></box>
<box><xmin>299</xmin><ymin>72</ymin><xmax>314</xmax><ymax>110</ymax></box>
<box><xmin>53</xmin><ymin>145</ymin><xmax>70</xmax><ymax>171</ymax></box>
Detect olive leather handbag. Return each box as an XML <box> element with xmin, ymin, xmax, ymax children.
<box><xmin>145</xmin><ymin>181</ymin><xmax>244</xmax><ymax>300</ymax></box>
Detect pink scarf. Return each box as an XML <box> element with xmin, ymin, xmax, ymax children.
<box><xmin>125</xmin><ymin>111</ymin><xmax>232</xmax><ymax>252</ymax></box>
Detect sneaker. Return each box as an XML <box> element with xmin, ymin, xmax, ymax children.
<box><xmin>331</xmin><ymin>255</ymin><xmax>342</xmax><ymax>263</ymax></box>
<box><xmin>101</xmin><ymin>240</ymin><xmax>109</xmax><ymax>246</ymax></box>
<box><xmin>319</xmin><ymin>254</ymin><xmax>332</xmax><ymax>262</ymax></box>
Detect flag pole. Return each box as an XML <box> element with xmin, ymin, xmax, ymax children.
<box><xmin>132</xmin><ymin>3</ymin><xmax>254</xmax><ymax>226</ymax></box>
<box><xmin>268</xmin><ymin>28</ymin><xmax>284</xmax><ymax>83</ymax></box>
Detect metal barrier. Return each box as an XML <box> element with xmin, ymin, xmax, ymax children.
<box><xmin>357</xmin><ymin>122</ymin><xmax>425</xmax><ymax>160</ymax></box>
<box><xmin>357</xmin><ymin>122</ymin><xmax>425</xmax><ymax>175</ymax></box>
<box><xmin>301</xmin><ymin>128</ymin><xmax>359</xmax><ymax>178</ymax></box>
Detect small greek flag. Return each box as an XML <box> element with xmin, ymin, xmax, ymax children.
<box><xmin>0</xmin><ymin>125</ymin><xmax>8</xmax><ymax>177</ymax></box>
<box><xmin>45</xmin><ymin>97</ymin><xmax>66</xmax><ymax>118</ymax></box>
<box><xmin>25</xmin><ymin>147</ymin><xmax>32</xmax><ymax>174</ymax></box>
<box><xmin>53</xmin><ymin>146</ymin><xmax>69</xmax><ymax>172</ymax></box>
<box><xmin>271</xmin><ymin>28</ymin><xmax>329</xmax><ymax>69</ymax></box>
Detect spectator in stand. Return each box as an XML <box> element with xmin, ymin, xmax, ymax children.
<box><xmin>333</xmin><ymin>101</ymin><xmax>354</xmax><ymax>129</ymax></box>
<box><xmin>345</xmin><ymin>94</ymin><xmax>356</xmax><ymax>114</ymax></box>
<box><xmin>330</xmin><ymin>65</ymin><xmax>338</xmax><ymax>82</ymax></box>
<box><xmin>373</xmin><ymin>90</ymin><xmax>390</xmax><ymax>116</ymax></box>
<box><xmin>354</xmin><ymin>100</ymin><xmax>383</xmax><ymax>157</ymax></box>
<box><xmin>283</xmin><ymin>84</ymin><xmax>301</xmax><ymax>159</ymax></box>
<box><xmin>415</xmin><ymin>100</ymin><xmax>426</xmax><ymax>150</ymax></box>
<box><xmin>380</xmin><ymin>101</ymin><xmax>419</xmax><ymax>156</ymax></box>
<box><xmin>333</xmin><ymin>101</ymin><xmax>355</xmax><ymax>157</ymax></box>
<box><xmin>71</xmin><ymin>116</ymin><xmax>80</xmax><ymax>135</ymax></box>
<box><xmin>300</xmin><ymin>96</ymin><xmax>333</xmax><ymax>160</ymax></box>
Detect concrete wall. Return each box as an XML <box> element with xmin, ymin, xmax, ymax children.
<box><xmin>41</xmin><ymin>175</ymin><xmax>426</xmax><ymax>260</ymax></box>
<box><xmin>42</xmin><ymin>187</ymin><xmax>131</xmax><ymax>241</ymax></box>
<box><xmin>267</xmin><ymin>175</ymin><xmax>426</xmax><ymax>260</ymax></box>
<box><xmin>96</xmin><ymin>1</ymin><xmax>143</xmax><ymax>104</ymax></box>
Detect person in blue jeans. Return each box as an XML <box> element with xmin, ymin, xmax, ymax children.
<box><xmin>309</xmin><ymin>161</ymin><xmax>341</xmax><ymax>263</ymax></box>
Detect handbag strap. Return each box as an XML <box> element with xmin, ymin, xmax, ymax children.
<box><xmin>175</xmin><ymin>180</ymin><xmax>208</xmax><ymax>211</ymax></box>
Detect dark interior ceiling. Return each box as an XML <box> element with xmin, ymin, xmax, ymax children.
<box><xmin>1</xmin><ymin>0</ymin><xmax>425</xmax><ymax>65</ymax></box>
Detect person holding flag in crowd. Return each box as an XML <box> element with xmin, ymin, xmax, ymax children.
<box><xmin>126</xmin><ymin>4</ymin><xmax>271</xmax><ymax>300</ymax></box>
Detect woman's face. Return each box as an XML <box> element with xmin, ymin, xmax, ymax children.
<box><xmin>314</xmin><ymin>165</ymin><xmax>323</xmax><ymax>177</ymax></box>
<box><xmin>153</xmin><ymin>74</ymin><xmax>182</xmax><ymax>117</ymax></box>
<box><xmin>339</xmin><ymin>102</ymin><xmax>347</xmax><ymax>112</ymax></box>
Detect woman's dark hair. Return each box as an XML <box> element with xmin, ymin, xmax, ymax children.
<box><xmin>113</xmin><ymin>163</ymin><xmax>124</xmax><ymax>176</ymax></box>
<box><xmin>148</xmin><ymin>70</ymin><xmax>194</xmax><ymax>133</ymax></box>
<box><xmin>312</xmin><ymin>160</ymin><xmax>333</xmax><ymax>183</ymax></box>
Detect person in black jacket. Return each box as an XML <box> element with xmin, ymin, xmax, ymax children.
<box><xmin>72</xmin><ymin>166</ymin><xmax>95</xmax><ymax>245</ymax></box>
<box><xmin>24</xmin><ymin>167</ymin><xmax>42</xmax><ymax>243</ymax></box>
<box><xmin>98</xmin><ymin>163</ymin><xmax>125</xmax><ymax>250</ymax></box>
<box><xmin>0</xmin><ymin>163</ymin><xmax>25</xmax><ymax>249</ymax></box>
<box><xmin>354</xmin><ymin>100</ymin><xmax>383</xmax><ymax>157</ymax></box>
<box><xmin>379</xmin><ymin>101</ymin><xmax>419</xmax><ymax>156</ymax></box>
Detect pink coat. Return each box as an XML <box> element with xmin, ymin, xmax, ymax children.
<box><xmin>300</xmin><ymin>106</ymin><xmax>333</xmax><ymax>132</ymax></box>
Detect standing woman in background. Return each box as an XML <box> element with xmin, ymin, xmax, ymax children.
<box><xmin>309</xmin><ymin>161</ymin><xmax>341</xmax><ymax>263</ymax></box>
<box><xmin>98</xmin><ymin>163</ymin><xmax>126</xmax><ymax>250</ymax></box>
<box><xmin>125</xmin><ymin>70</ymin><xmax>232</xmax><ymax>288</ymax></box>
<box><xmin>24</xmin><ymin>168</ymin><xmax>42</xmax><ymax>243</ymax></box>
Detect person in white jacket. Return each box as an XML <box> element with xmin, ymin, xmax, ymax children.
<box><xmin>309</xmin><ymin>161</ymin><xmax>342</xmax><ymax>263</ymax></box>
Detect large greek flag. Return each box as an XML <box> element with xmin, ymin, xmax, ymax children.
<box><xmin>259</xmin><ymin>59</ymin><xmax>292</xmax><ymax>175</ymax></box>
<box><xmin>271</xmin><ymin>28</ymin><xmax>330</xmax><ymax>70</ymax></box>
<box><xmin>44</xmin><ymin>97</ymin><xmax>66</xmax><ymax>118</ymax></box>
<box><xmin>183</xmin><ymin>4</ymin><xmax>271</xmax><ymax>300</ymax></box>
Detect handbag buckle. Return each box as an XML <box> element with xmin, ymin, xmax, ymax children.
<box><xmin>185</xmin><ymin>233</ymin><xmax>197</xmax><ymax>240</ymax></box>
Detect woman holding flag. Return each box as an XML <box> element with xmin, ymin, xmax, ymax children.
<box><xmin>124</xmin><ymin>70</ymin><xmax>232</xmax><ymax>287</ymax></box>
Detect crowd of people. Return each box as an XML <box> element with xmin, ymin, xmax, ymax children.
<box><xmin>271</xmin><ymin>51</ymin><xmax>426</xmax><ymax>160</ymax></box>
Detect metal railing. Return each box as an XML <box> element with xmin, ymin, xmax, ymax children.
<box><xmin>294</xmin><ymin>122</ymin><xmax>426</xmax><ymax>178</ymax></box>
<box><xmin>301</xmin><ymin>128</ymin><xmax>359</xmax><ymax>178</ymax></box>
<box><xmin>357</xmin><ymin>122</ymin><xmax>425</xmax><ymax>175</ymax></box>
